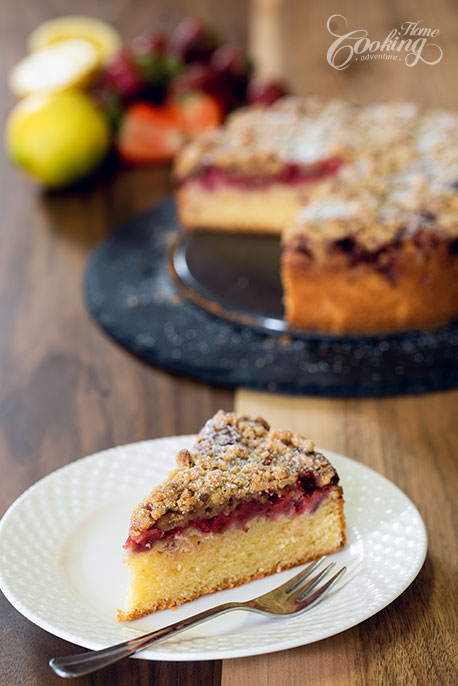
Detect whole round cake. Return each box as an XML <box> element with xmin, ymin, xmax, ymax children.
<box><xmin>175</xmin><ymin>97</ymin><xmax>458</xmax><ymax>334</ymax></box>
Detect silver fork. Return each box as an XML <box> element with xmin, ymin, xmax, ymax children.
<box><xmin>50</xmin><ymin>557</ymin><xmax>345</xmax><ymax>678</ymax></box>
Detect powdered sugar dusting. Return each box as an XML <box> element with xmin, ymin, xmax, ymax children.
<box><xmin>129</xmin><ymin>411</ymin><xmax>338</xmax><ymax>537</ymax></box>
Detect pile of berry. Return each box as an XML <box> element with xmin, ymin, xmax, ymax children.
<box><xmin>94</xmin><ymin>17</ymin><xmax>289</xmax><ymax>164</ymax></box>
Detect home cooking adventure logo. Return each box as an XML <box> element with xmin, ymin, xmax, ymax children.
<box><xmin>326</xmin><ymin>14</ymin><xmax>443</xmax><ymax>70</ymax></box>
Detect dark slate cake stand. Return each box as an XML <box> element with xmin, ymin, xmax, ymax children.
<box><xmin>84</xmin><ymin>197</ymin><xmax>458</xmax><ymax>397</ymax></box>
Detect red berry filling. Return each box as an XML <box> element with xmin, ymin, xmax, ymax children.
<box><xmin>179</xmin><ymin>158</ymin><xmax>342</xmax><ymax>191</ymax></box>
<box><xmin>125</xmin><ymin>479</ymin><xmax>333</xmax><ymax>552</ymax></box>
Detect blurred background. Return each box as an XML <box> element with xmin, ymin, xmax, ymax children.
<box><xmin>1</xmin><ymin>0</ymin><xmax>458</xmax><ymax>470</ymax></box>
<box><xmin>3</xmin><ymin>0</ymin><xmax>458</xmax><ymax>196</ymax></box>
<box><xmin>4</xmin><ymin>0</ymin><xmax>456</xmax><ymax>101</ymax></box>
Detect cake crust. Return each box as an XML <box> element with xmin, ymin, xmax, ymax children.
<box><xmin>283</xmin><ymin>242</ymin><xmax>458</xmax><ymax>333</ymax></box>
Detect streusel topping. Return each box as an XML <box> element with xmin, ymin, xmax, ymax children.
<box><xmin>175</xmin><ymin>96</ymin><xmax>458</xmax><ymax>248</ymax></box>
<box><xmin>284</xmin><ymin>149</ymin><xmax>458</xmax><ymax>253</ymax></box>
<box><xmin>174</xmin><ymin>97</ymin><xmax>423</xmax><ymax>178</ymax></box>
<box><xmin>129</xmin><ymin>411</ymin><xmax>338</xmax><ymax>538</ymax></box>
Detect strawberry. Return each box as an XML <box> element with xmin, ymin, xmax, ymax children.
<box><xmin>103</xmin><ymin>49</ymin><xmax>144</xmax><ymax>101</ymax></box>
<box><xmin>173</xmin><ymin>92</ymin><xmax>223</xmax><ymax>138</ymax></box>
<box><xmin>210</xmin><ymin>45</ymin><xmax>252</xmax><ymax>103</ymax></box>
<box><xmin>170</xmin><ymin>62</ymin><xmax>237</xmax><ymax>113</ymax></box>
<box><xmin>170</xmin><ymin>62</ymin><xmax>217</xmax><ymax>97</ymax></box>
<box><xmin>130</xmin><ymin>32</ymin><xmax>183</xmax><ymax>96</ymax></box>
<box><xmin>131</xmin><ymin>32</ymin><xmax>168</xmax><ymax>57</ymax></box>
<box><xmin>171</xmin><ymin>17</ymin><xmax>221</xmax><ymax>63</ymax></box>
<box><xmin>247</xmin><ymin>79</ymin><xmax>290</xmax><ymax>106</ymax></box>
<box><xmin>117</xmin><ymin>102</ymin><xmax>185</xmax><ymax>164</ymax></box>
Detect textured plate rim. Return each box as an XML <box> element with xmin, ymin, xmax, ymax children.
<box><xmin>0</xmin><ymin>437</ymin><xmax>428</xmax><ymax>661</ymax></box>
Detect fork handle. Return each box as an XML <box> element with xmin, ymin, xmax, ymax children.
<box><xmin>49</xmin><ymin>602</ymin><xmax>241</xmax><ymax>679</ymax></box>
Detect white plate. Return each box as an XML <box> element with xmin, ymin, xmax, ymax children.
<box><xmin>0</xmin><ymin>437</ymin><xmax>427</xmax><ymax>661</ymax></box>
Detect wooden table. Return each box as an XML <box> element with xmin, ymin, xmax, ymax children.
<box><xmin>1</xmin><ymin>1</ymin><xmax>457</xmax><ymax>684</ymax></box>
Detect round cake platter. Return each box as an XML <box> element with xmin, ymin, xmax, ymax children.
<box><xmin>170</xmin><ymin>230</ymin><xmax>286</xmax><ymax>333</ymax></box>
<box><xmin>84</xmin><ymin>196</ymin><xmax>458</xmax><ymax>396</ymax></box>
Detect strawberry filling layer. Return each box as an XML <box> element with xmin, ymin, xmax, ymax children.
<box><xmin>179</xmin><ymin>158</ymin><xmax>342</xmax><ymax>191</ymax></box>
<box><xmin>125</xmin><ymin>480</ymin><xmax>334</xmax><ymax>552</ymax></box>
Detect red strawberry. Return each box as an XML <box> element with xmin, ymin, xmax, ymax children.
<box><xmin>171</xmin><ymin>17</ymin><xmax>221</xmax><ymax>63</ymax></box>
<box><xmin>131</xmin><ymin>33</ymin><xmax>182</xmax><ymax>82</ymax></box>
<box><xmin>170</xmin><ymin>62</ymin><xmax>216</xmax><ymax>95</ymax></box>
<box><xmin>131</xmin><ymin>32</ymin><xmax>168</xmax><ymax>57</ymax></box>
<box><xmin>104</xmin><ymin>49</ymin><xmax>144</xmax><ymax>101</ymax></box>
<box><xmin>170</xmin><ymin>62</ymin><xmax>237</xmax><ymax>113</ymax></box>
<box><xmin>211</xmin><ymin>45</ymin><xmax>252</xmax><ymax>101</ymax></box>
<box><xmin>247</xmin><ymin>79</ymin><xmax>290</xmax><ymax>106</ymax></box>
<box><xmin>117</xmin><ymin>102</ymin><xmax>185</xmax><ymax>164</ymax></box>
<box><xmin>173</xmin><ymin>92</ymin><xmax>223</xmax><ymax>138</ymax></box>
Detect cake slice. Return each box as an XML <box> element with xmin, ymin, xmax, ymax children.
<box><xmin>119</xmin><ymin>410</ymin><xmax>345</xmax><ymax>621</ymax></box>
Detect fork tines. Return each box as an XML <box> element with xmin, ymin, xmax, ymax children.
<box><xmin>285</xmin><ymin>557</ymin><xmax>346</xmax><ymax>610</ymax></box>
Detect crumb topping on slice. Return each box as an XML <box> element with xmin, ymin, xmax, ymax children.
<box><xmin>128</xmin><ymin>411</ymin><xmax>338</xmax><ymax>538</ymax></box>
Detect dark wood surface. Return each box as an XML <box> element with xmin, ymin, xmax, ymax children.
<box><xmin>232</xmin><ymin>390</ymin><xmax>458</xmax><ymax>686</ymax></box>
<box><xmin>0</xmin><ymin>3</ymin><xmax>237</xmax><ymax>685</ymax></box>
<box><xmin>1</xmin><ymin>1</ymin><xmax>457</xmax><ymax>685</ymax></box>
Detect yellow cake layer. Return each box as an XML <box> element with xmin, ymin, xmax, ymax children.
<box><xmin>176</xmin><ymin>183</ymin><xmax>313</xmax><ymax>234</ymax></box>
<box><xmin>119</xmin><ymin>486</ymin><xmax>345</xmax><ymax>620</ymax></box>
